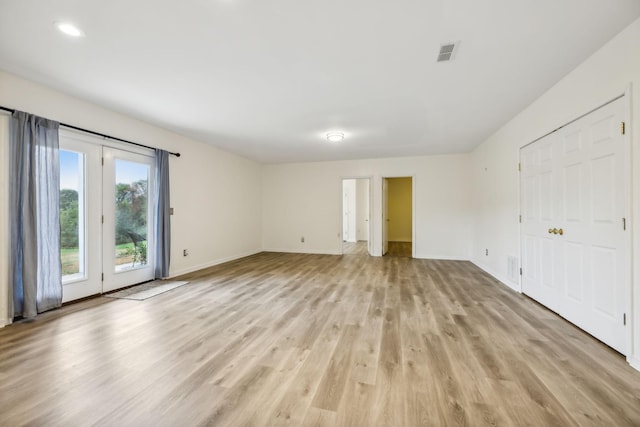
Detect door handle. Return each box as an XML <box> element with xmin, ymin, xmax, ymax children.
<box><xmin>558</xmin><ymin>228</ymin><xmax>563</xmax><ymax>236</ymax></box>
<box><xmin>547</xmin><ymin>228</ymin><xmax>563</xmax><ymax>235</ymax></box>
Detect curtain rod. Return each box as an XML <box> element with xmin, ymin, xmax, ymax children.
<box><xmin>0</xmin><ymin>105</ymin><xmax>180</xmax><ymax>157</ymax></box>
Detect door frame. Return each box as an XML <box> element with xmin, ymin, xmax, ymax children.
<box><xmin>382</xmin><ymin>177</ymin><xmax>389</xmax><ymax>256</ymax></box>
<box><xmin>518</xmin><ymin>88</ymin><xmax>632</xmax><ymax>358</ymax></box>
<box><xmin>382</xmin><ymin>175</ymin><xmax>416</xmax><ymax>258</ymax></box>
<box><xmin>339</xmin><ymin>176</ymin><xmax>373</xmax><ymax>256</ymax></box>
<box><xmin>623</xmin><ymin>85</ymin><xmax>633</xmax><ymax>362</ymax></box>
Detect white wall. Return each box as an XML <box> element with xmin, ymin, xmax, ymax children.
<box><xmin>356</xmin><ymin>179</ymin><xmax>369</xmax><ymax>241</ymax></box>
<box><xmin>470</xmin><ymin>17</ymin><xmax>640</xmax><ymax>367</ymax></box>
<box><xmin>0</xmin><ymin>70</ymin><xmax>263</xmax><ymax>319</ymax></box>
<box><xmin>262</xmin><ymin>155</ymin><xmax>472</xmax><ymax>258</ymax></box>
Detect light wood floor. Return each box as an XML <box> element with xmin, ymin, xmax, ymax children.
<box><xmin>1</xmin><ymin>252</ymin><xmax>640</xmax><ymax>426</ymax></box>
<box><xmin>343</xmin><ymin>241</ymin><xmax>369</xmax><ymax>255</ymax></box>
<box><xmin>386</xmin><ymin>241</ymin><xmax>412</xmax><ymax>257</ymax></box>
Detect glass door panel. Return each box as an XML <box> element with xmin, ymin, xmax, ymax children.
<box><xmin>60</xmin><ymin>150</ymin><xmax>84</xmax><ymax>279</ymax></box>
<box><xmin>103</xmin><ymin>148</ymin><xmax>154</xmax><ymax>291</ymax></box>
<box><xmin>59</xmin><ymin>134</ymin><xmax>102</xmax><ymax>302</ymax></box>
<box><xmin>114</xmin><ymin>159</ymin><xmax>150</xmax><ymax>271</ymax></box>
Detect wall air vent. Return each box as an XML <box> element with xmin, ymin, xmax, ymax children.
<box><xmin>437</xmin><ymin>42</ymin><xmax>457</xmax><ymax>62</ymax></box>
<box><xmin>507</xmin><ymin>256</ymin><xmax>520</xmax><ymax>283</ymax></box>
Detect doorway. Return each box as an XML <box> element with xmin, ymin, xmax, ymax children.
<box><xmin>59</xmin><ymin>131</ymin><xmax>155</xmax><ymax>302</ymax></box>
<box><xmin>342</xmin><ymin>178</ymin><xmax>372</xmax><ymax>255</ymax></box>
<box><xmin>382</xmin><ymin>177</ymin><xmax>413</xmax><ymax>257</ymax></box>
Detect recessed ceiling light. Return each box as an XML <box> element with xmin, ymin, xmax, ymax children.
<box><xmin>326</xmin><ymin>132</ymin><xmax>344</xmax><ymax>142</ymax></box>
<box><xmin>55</xmin><ymin>22</ymin><xmax>85</xmax><ymax>38</ymax></box>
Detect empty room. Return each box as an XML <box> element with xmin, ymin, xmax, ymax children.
<box><xmin>2</xmin><ymin>1</ymin><xmax>640</xmax><ymax>425</ymax></box>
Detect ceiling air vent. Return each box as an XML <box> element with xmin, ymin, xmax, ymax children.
<box><xmin>437</xmin><ymin>42</ymin><xmax>457</xmax><ymax>62</ymax></box>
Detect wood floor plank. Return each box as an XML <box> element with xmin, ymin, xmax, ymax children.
<box><xmin>311</xmin><ymin>324</ymin><xmax>359</xmax><ymax>411</ymax></box>
<box><xmin>350</xmin><ymin>285</ymin><xmax>385</xmax><ymax>385</ymax></box>
<box><xmin>335</xmin><ymin>381</ymin><xmax>376</xmax><ymax>426</ymax></box>
<box><xmin>1</xmin><ymin>251</ymin><xmax>640</xmax><ymax>426</ymax></box>
<box><xmin>372</xmin><ymin>307</ymin><xmax>406</xmax><ymax>427</ymax></box>
<box><xmin>301</xmin><ymin>407</ymin><xmax>337</xmax><ymax>427</ymax></box>
<box><xmin>259</xmin><ymin>302</ymin><xmax>347</xmax><ymax>426</ymax></box>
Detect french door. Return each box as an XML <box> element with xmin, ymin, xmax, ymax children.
<box><xmin>59</xmin><ymin>134</ymin><xmax>102</xmax><ymax>302</ymax></box>
<box><xmin>60</xmin><ymin>132</ymin><xmax>155</xmax><ymax>301</ymax></box>
<box><xmin>102</xmin><ymin>148</ymin><xmax>155</xmax><ymax>292</ymax></box>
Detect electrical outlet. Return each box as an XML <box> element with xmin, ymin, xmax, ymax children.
<box><xmin>183</xmin><ymin>249</ymin><xmax>189</xmax><ymax>257</ymax></box>
<box><xmin>485</xmin><ymin>248</ymin><xmax>488</xmax><ymax>256</ymax></box>
<box><xmin>300</xmin><ymin>236</ymin><xmax>305</xmax><ymax>243</ymax></box>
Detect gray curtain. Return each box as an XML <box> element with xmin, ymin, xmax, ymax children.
<box><xmin>9</xmin><ymin>111</ymin><xmax>62</xmax><ymax>318</ymax></box>
<box><xmin>154</xmin><ymin>149</ymin><xmax>171</xmax><ymax>279</ymax></box>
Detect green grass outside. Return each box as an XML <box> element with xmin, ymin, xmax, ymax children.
<box><xmin>60</xmin><ymin>241</ymin><xmax>146</xmax><ymax>276</ymax></box>
<box><xmin>61</xmin><ymin>247</ymin><xmax>79</xmax><ymax>276</ymax></box>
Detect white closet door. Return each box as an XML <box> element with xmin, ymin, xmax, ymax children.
<box><xmin>520</xmin><ymin>98</ymin><xmax>628</xmax><ymax>354</ymax></box>
<box><xmin>521</xmin><ymin>137</ymin><xmax>559</xmax><ymax>312</ymax></box>
<box><xmin>556</xmin><ymin>99</ymin><xmax>627</xmax><ymax>353</ymax></box>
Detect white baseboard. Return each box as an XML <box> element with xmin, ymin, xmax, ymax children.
<box><xmin>262</xmin><ymin>248</ymin><xmax>341</xmax><ymax>255</ymax></box>
<box><xmin>413</xmin><ymin>254</ymin><xmax>469</xmax><ymax>261</ymax></box>
<box><xmin>470</xmin><ymin>258</ymin><xmax>521</xmax><ymax>293</ymax></box>
<box><xmin>628</xmin><ymin>355</ymin><xmax>640</xmax><ymax>372</ymax></box>
<box><xmin>168</xmin><ymin>249</ymin><xmax>263</xmax><ymax>278</ymax></box>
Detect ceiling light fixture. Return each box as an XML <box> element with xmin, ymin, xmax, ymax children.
<box><xmin>55</xmin><ymin>22</ymin><xmax>85</xmax><ymax>38</ymax></box>
<box><xmin>326</xmin><ymin>132</ymin><xmax>344</xmax><ymax>142</ymax></box>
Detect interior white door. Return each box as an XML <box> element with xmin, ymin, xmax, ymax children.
<box><xmin>366</xmin><ymin>179</ymin><xmax>373</xmax><ymax>256</ymax></box>
<box><xmin>59</xmin><ymin>133</ymin><xmax>102</xmax><ymax>302</ymax></box>
<box><xmin>102</xmin><ymin>147</ymin><xmax>155</xmax><ymax>292</ymax></box>
<box><xmin>521</xmin><ymin>136</ymin><xmax>559</xmax><ymax>311</ymax></box>
<box><xmin>343</xmin><ymin>188</ymin><xmax>349</xmax><ymax>241</ymax></box>
<box><xmin>556</xmin><ymin>99</ymin><xmax>627</xmax><ymax>353</ymax></box>
<box><xmin>520</xmin><ymin>98</ymin><xmax>628</xmax><ymax>354</ymax></box>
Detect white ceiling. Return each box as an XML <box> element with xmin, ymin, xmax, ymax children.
<box><xmin>1</xmin><ymin>1</ymin><xmax>639</xmax><ymax>163</ymax></box>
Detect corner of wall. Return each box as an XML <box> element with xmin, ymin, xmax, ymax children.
<box><xmin>628</xmin><ymin>355</ymin><xmax>640</xmax><ymax>372</ymax></box>
<box><xmin>471</xmin><ymin>258</ymin><xmax>521</xmax><ymax>293</ymax></box>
